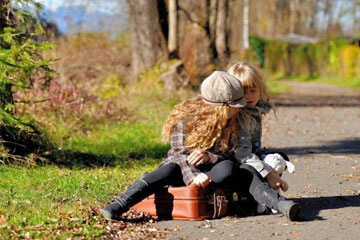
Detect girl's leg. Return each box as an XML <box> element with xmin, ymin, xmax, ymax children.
<box><xmin>205</xmin><ymin>160</ymin><xmax>234</xmax><ymax>184</ymax></box>
<box><xmin>237</xmin><ymin>164</ymin><xmax>300</xmax><ymax>221</ymax></box>
<box><xmin>142</xmin><ymin>162</ymin><xmax>185</xmax><ymax>188</ymax></box>
<box><xmin>101</xmin><ymin>163</ymin><xmax>184</xmax><ymax>219</ymax></box>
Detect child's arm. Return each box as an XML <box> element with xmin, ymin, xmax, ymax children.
<box><xmin>187</xmin><ymin>150</ymin><xmax>224</xmax><ymax>166</ymax></box>
<box><xmin>165</xmin><ymin>121</ymin><xmax>202</xmax><ymax>185</ymax></box>
<box><xmin>187</xmin><ymin>150</ymin><xmax>210</xmax><ymax>166</ymax></box>
<box><xmin>265</xmin><ymin>171</ymin><xmax>286</xmax><ymax>190</ymax></box>
<box><xmin>234</xmin><ymin>125</ymin><xmax>273</xmax><ymax>178</ymax></box>
<box><xmin>192</xmin><ymin>173</ymin><xmax>211</xmax><ymax>188</ymax></box>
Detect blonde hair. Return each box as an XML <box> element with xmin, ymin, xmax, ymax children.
<box><xmin>227</xmin><ymin>61</ymin><xmax>270</xmax><ymax>103</ymax></box>
<box><xmin>162</xmin><ymin>97</ymin><xmax>253</xmax><ymax>153</ymax></box>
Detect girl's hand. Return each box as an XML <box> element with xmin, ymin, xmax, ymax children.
<box><xmin>187</xmin><ymin>150</ymin><xmax>210</xmax><ymax>166</ymax></box>
<box><xmin>192</xmin><ymin>173</ymin><xmax>211</xmax><ymax>188</ymax></box>
<box><xmin>265</xmin><ymin>171</ymin><xmax>286</xmax><ymax>190</ymax></box>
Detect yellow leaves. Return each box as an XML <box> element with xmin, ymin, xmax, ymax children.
<box><xmin>0</xmin><ymin>211</ymin><xmax>7</xmax><ymax>225</ymax></box>
<box><xmin>341</xmin><ymin>45</ymin><xmax>360</xmax><ymax>78</ymax></box>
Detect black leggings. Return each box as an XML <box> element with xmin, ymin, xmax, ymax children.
<box><xmin>142</xmin><ymin>160</ymin><xmax>234</xmax><ymax>189</ymax></box>
<box><xmin>142</xmin><ymin>161</ymin><xmax>278</xmax><ymax>209</ymax></box>
<box><xmin>142</xmin><ymin>161</ymin><xmax>270</xmax><ymax>204</ymax></box>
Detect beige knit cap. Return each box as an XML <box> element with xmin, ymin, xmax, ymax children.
<box><xmin>200</xmin><ymin>71</ymin><xmax>247</xmax><ymax>107</ymax></box>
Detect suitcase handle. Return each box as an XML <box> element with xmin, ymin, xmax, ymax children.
<box><xmin>212</xmin><ymin>189</ymin><xmax>228</xmax><ymax>219</ymax></box>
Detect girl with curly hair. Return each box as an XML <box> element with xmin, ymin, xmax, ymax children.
<box><xmin>100</xmin><ymin>71</ymin><xmax>250</xmax><ymax>220</ymax></box>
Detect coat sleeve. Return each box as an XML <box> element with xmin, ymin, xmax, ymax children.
<box><xmin>206</xmin><ymin>151</ymin><xmax>223</xmax><ymax>164</ymax></box>
<box><xmin>166</xmin><ymin>121</ymin><xmax>202</xmax><ymax>185</ymax></box>
<box><xmin>234</xmin><ymin>125</ymin><xmax>273</xmax><ymax>178</ymax></box>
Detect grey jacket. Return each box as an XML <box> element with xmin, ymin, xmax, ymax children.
<box><xmin>234</xmin><ymin>101</ymin><xmax>273</xmax><ymax>178</ymax></box>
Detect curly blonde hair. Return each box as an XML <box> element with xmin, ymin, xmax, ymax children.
<box><xmin>162</xmin><ymin>97</ymin><xmax>253</xmax><ymax>153</ymax></box>
<box><xmin>227</xmin><ymin>61</ymin><xmax>270</xmax><ymax>103</ymax></box>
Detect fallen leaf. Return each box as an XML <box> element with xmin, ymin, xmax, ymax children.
<box><xmin>0</xmin><ymin>212</ymin><xmax>7</xmax><ymax>224</ymax></box>
<box><xmin>289</xmin><ymin>231</ymin><xmax>301</xmax><ymax>235</ymax></box>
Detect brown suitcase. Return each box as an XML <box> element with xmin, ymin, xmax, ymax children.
<box><xmin>131</xmin><ymin>185</ymin><xmax>228</xmax><ymax>220</ymax></box>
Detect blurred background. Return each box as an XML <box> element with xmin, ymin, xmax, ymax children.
<box><xmin>1</xmin><ymin>0</ymin><xmax>360</xmax><ymax>163</ymax></box>
<box><xmin>1</xmin><ymin>1</ymin><xmax>360</xmax><ymax>238</ymax></box>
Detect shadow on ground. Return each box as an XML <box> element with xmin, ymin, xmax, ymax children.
<box><xmin>50</xmin><ymin>144</ymin><xmax>169</xmax><ymax>168</ymax></box>
<box><xmin>292</xmin><ymin>195</ymin><xmax>360</xmax><ymax>222</ymax></box>
<box><xmin>268</xmin><ymin>138</ymin><xmax>360</xmax><ymax>156</ymax></box>
<box><xmin>273</xmin><ymin>95</ymin><xmax>360</xmax><ymax>107</ymax></box>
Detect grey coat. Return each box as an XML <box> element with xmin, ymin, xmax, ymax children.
<box><xmin>234</xmin><ymin>101</ymin><xmax>273</xmax><ymax>178</ymax></box>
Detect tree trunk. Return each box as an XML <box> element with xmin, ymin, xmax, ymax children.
<box><xmin>0</xmin><ymin>0</ymin><xmax>17</xmax><ymax>32</ymax></box>
<box><xmin>324</xmin><ymin>0</ymin><xmax>333</xmax><ymax>37</ymax></box>
<box><xmin>177</xmin><ymin>0</ymin><xmax>213</xmax><ymax>80</ymax></box>
<box><xmin>289</xmin><ymin>0</ymin><xmax>300</xmax><ymax>34</ymax></box>
<box><xmin>168</xmin><ymin>0</ymin><xmax>177</xmax><ymax>55</ymax></box>
<box><xmin>0</xmin><ymin>0</ymin><xmax>16</xmax><ymax>108</ymax></box>
<box><xmin>215</xmin><ymin>0</ymin><xmax>228</xmax><ymax>66</ymax></box>
<box><xmin>227</xmin><ymin>0</ymin><xmax>243</xmax><ymax>57</ymax></box>
<box><xmin>308</xmin><ymin>0</ymin><xmax>318</xmax><ymax>36</ymax></box>
<box><xmin>243</xmin><ymin>0</ymin><xmax>249</xmax><ymax>49</ymax></box>
<box><xmin>353</xmin><ymin>0</ymin><xmax>359</xmax><ymax>34</ymax></box>
<box><xmin>128</xmin><ymin>0</ymin><xmax>167</xmax><ymax>78</ymax></box>
<box><xmin>209</xmin><ymin>0</ymin><xmax>217</xmax><ymax>43</ymax></box>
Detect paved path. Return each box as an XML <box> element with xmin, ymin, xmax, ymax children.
<box><xmin>152</xmin><ymin>82</ymin><xmax>360</xmax><ymax>240</ymax></box>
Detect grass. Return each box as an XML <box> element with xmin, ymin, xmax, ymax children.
<box><xmin>314</xmin><ymin>76</ymin><xmax>360</xmax><ymax>89</ymax></box>
<box><xmin>0</xmin><ymin>73</ymin><xmax>291</xmax><ymax>238</ymax></box>
<box><xmin>0</xmin><ymin>163</ymin><xmax>158</xmax><ymax>238</ymax></box>
<box><xmin>270</xmin><ymin>73</ymin><xmax>360</xmax><ymax>89</ymax></box>
<box><xmin>266</xmin><ymin>79</ymin><xmax>292</xmax><ymax>96</ymax></box>
<box><xmin>0</xmin><ymin>120</ymin><xmax>167</xmax><ymax>238</ymax></box>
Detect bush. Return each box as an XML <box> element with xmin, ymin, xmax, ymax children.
<box><xmin>0</xmin><ymin>1</ymin><xmax>56</xmax><ymax>164</ymax></box>
<box><xmin>260</xmin><ymin>36</ymin><xmax>360</xmax><ymax>80</ymax></box>
<box><xmin>341</xmin><ymin>45</ymin><xmax>360</xmax><ymax>78</ymax></box>
<box><xmin>249</xmin><ymin>36</ymin><xmax>267</xmax><ymax>68</ymax></box>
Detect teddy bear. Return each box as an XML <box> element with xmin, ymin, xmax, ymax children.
<box><xmin>257</xmin><ymin>153</ymin><xmax>296</xmax><ymax>213</ymax></box>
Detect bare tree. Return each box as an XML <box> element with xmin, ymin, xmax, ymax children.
<box><xmin>128</xmin><ymin>0</ymin><xmax>167</xmax><ymax>78</ymax></box>
<box><xmin>215</xmin><ymin>0</ymin><xmax>228</xmax><ymax>65</ymax></box>
<box><xmin>352</xmin><ymin>0</ymin><xmax>360</xmax><ymax>34</ymax></box>
<box><xmin>168</xmin><ymin>0</ymin><xmax>177</xmax><ymax>55</ymax></box>
<box><xmin>0</xmin><ymin>0</ymin><xmax>17</xmax><ymax>32</ymax></box>
<box><xmin>289</xmin><ymin>0</ymin><xmax>300</xmax><ymax>34</ymax></box>
<box><xmin>243</xmin><ymin>0</ymin><xmax>249</xmax><ymax>49</ymax></box>
<box><xmin>209</xmin><ymin>0</ymin><xmax>217</xmax><ymax>43</ymax></box>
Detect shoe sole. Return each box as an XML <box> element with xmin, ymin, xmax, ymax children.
<box><xmin>100</xmin><ymin>208</ymin><xmax>113</xmax><ymax>220</ymax></box>
<box><xmin>288</xmin><ymin>203</ymin><xmax>300</xmax><ymax>221</ymax></box>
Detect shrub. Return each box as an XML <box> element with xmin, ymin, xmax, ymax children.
<box><xmin>249</xmin><ymin>36</ymin><xmax>267</xmax><ymax>68</ymax></box>
<box><xmin>0</xmin><ymin>0</ymin><xmax>56</xmax><ymax>164</ymax></box>
<box><xmin>341</xmin><ymin>45</ymin><xmax>360</xmax><ymax>78</ymax></box>
<box><xmin>261</xmin><ymin>36</ymin><xmax>360</xmax><ymax>80</ymax></box>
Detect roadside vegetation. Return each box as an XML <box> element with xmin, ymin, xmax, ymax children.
<box><xmin>2</xmin><ymin>0</ymin><xmax>359</xmax><ymax>238</ymax></box>
<box><xmin>0</xmin><ymin>29</ymin><xmax>292</xmax><ymax>239</ymax></box>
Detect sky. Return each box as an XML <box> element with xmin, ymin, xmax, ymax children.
<box><xmin>36</xmin><ymin>0</ymin><xmax>129</xmax><ymax>35</ymax></box>
<box><xmin>39</xmin><ymin>0</ymin><xmax>125</xmax><ymax>14</ymax></box>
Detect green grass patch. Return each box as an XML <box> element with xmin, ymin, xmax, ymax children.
<box><xmin>0</xmin><ymin>121</ymin><xmax>165</xmax><ymax>238</ymax></box>
<box><xmin>270</xmin><ymin>73</ymin><xmax>360</xmax><ymax>89</ymax></box>
<box><xmin>314</xmin><ymin>76</ymin><xmax>360</xmax><ymax>89</ymax></box>
<box><xmin>266</xmin><ymin>80</ymin><xmax>292</xmax><ymax>96</ymax></box>
<box><xmin>62</xmin><ymin>122</ymin><xmax>170</xmax><ymax>161</ymax></box>
<box><xmin>0</xmin><ymin>161</ymin><xmax>158</xmax><ymax>238</ymax></box>
<box><xmin>0</xmin><ymin>72</ymin><xmax>182</xmax><ymax>237</ymax></box>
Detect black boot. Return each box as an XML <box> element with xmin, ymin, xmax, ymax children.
<box><xmin>252</xmin><ymin>182</ymin><xmax>300</xmax><ymax>221</ymax></box>
<box><xmin>100</xmin><ymin>179</ymin><xmax>150</xmax><ymax>220</ymax></box>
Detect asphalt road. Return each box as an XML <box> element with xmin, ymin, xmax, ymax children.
<box><xmin>152</xmin><ymin>81</ymin><xmax>360</xmax><ymax>240</ymax></box>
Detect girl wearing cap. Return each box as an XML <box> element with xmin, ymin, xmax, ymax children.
<box><xmin>100</xmin><ymin>71</ymin><xmax>251</xmax><ymax>220</ymax></box>
<box><xmin>227</xmin><ymin>61</ymin><xmax>300</xmax><ymax>221</ymax></box>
